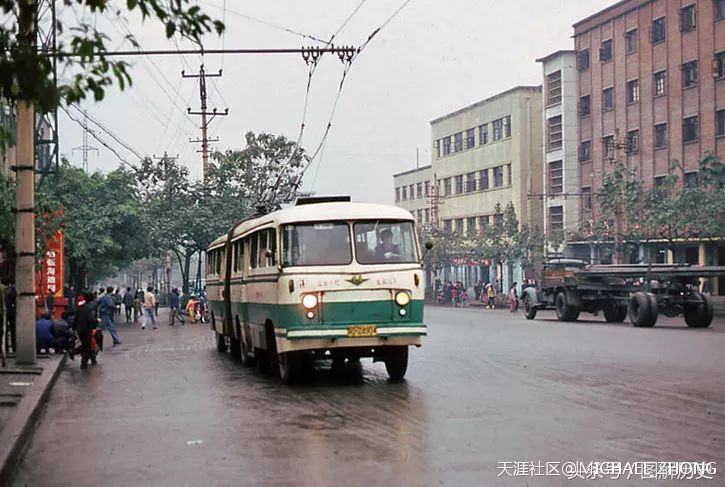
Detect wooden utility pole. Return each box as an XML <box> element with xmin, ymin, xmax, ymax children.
<box><xmin>15</xmin><ymin>0</ymin><xmax>38</xmax><ymax>364</ymax></box>
<box><xmin>183</xmin><ymin>65</ymin><xmax>228</xmax><ymax>181</ymax></box>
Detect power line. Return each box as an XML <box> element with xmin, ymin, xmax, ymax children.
<box><xmin>49</xmin><ymin>46</ymin><xmax>361</xmax><ymax>57</ymax></box>
<box><xmin>60</xmin><ymin>105</ymin><xmax>139</xmax><ymax>171</ymax></box>
<box><xmin>331</xmin><ymin>0</ymin><xmax>368</xmax><ymax>42</ymax></box>
<box><xmin>70</xmin><ymin>105</ymin><xmax>145</xmax><ymax>161</ymax></box>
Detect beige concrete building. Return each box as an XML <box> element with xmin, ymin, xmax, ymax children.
<box><xmin>392</xmin><ymin>165</ymin><xmax>433</xmax><ymax>227</ymax></box>
<box><xmin>537</xmin><ymin>51</ymin><xmax>581</xmax><ymax>253</ymax></box>
<box><xmin>430</xmin><ymin>86</ymin><xmax>544</xmax><ymax>235</ymax></box>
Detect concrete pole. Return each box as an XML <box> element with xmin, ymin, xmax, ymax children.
<box><xmin>15</xmin><ymin>100</ymin><xmax>36</xmax><ymax>365</ymax></box>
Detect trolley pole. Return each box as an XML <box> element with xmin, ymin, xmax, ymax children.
<box><xmin>14</xmin><ymin>0</ymin><xmax>38</xmax><ymax>364</ymax></box>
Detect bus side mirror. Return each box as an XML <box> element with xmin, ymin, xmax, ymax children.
<box><xmin>422</xmin><ymin>241</ymin><xmax>433</xmax><ymax>259</ymax></box>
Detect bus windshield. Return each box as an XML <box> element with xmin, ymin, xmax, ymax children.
<box><xmin>354</xmin><ymin>220</ymin><xmax>418</xmax><ymax>264</ymax></box>
<box><xmin>282</xmin><ymin>222</ymin><xmax>352</xmax><ymax>266</ymax></box>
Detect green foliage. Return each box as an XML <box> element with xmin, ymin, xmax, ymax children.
<box><xmin>0</xmin><ymin>0</ymin><xmax>224</xmax><ymax>111</ymax></box>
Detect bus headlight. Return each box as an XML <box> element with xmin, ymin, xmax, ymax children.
<box><xmin>395</xmin><ymin>291</ymin><xmax>410</xmax><ymax>307</ymax></box>
<box><xmin>302</xmin><ymin>294</ymin><xmax>318</xmax><ymax>310</ymax></box>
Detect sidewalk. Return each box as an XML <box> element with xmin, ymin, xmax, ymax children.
<box><xmin>0</xmin><ymin>353</ymin><xmax>65</xmax><ymax>486</ymax></box>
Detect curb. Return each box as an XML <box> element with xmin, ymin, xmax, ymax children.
<box><xmin>0</xmin><ymin>354</ymin><xmax>66</xmax><ymax>486</ymax></box>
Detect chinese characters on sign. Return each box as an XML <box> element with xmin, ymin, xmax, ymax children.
<box><xmin>36</xmin><ymin>230</ymin><xmax>64</xmax><ymax>298</ymax></box>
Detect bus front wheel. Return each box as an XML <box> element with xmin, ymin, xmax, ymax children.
<box><xmin>384</xmin><ymin>346</ymin><xmax>409</xmax><ymax>382</ymax></box>
<box><xmin>278</xmin><ymin>351</ymin><xmax>304</xmax><ymax>384</ymax></box>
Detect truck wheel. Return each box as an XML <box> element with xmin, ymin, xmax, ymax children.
<box><xmin>384</xmin><ymin>346</ymin><xmax>409</xmax><ymax>382</ymax></box>
<box><xmin>523</xmin><ymin>295</ymin><xmax>537</xmax><ymax>320</ymax></box>
<box><xmin>684</xmin><ymin>293</ymin><xmax>713</xmax><ymax>328</ymax></box>
<box><xmin>603</xmin><ymin>303</ymin><xmax>627</xmax><ymax>323</ymax></box>
<box><xmin>555</xmin><ymin>292</ymin><xmax>579</xmax><ymax>322</ymax></box>
<box><xmin>629</xmin><ymin>292</ymin><xmax>656</xmax><ymax>328</ymax></box>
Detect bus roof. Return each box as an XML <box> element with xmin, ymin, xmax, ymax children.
<box><xmin>208</xmin><ymin>202</ymin><xmax>415</xmax><ymax>250</ymax></box>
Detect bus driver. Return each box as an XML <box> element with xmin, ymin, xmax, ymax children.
<box><xmin>375</xmin><ymin>228</ymin><xmax>400</xmax><ymax>261</ymax></box>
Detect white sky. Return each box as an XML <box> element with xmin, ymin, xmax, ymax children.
<box><xmin>58</xmin><ymin>0</ymin><xmax>614</xmax><ymax>204</ymax></box>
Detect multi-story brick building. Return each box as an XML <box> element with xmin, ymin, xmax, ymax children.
<box><xmin>573</xmin><ymin>0</ymin><xmax>725</xmax><ymax>268</ymax></box>
<box><xmin>392</xmin><ymin>164</ymin><xmax>433</xmax><ymax>227</ymax></box>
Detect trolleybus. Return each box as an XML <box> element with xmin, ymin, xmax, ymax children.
<box><xmin>206</xmin><ymin>197</ymin><xmax>428</xmax><ymax>383</ymax></box>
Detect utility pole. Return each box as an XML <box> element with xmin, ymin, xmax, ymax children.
<box><xmin>14</xmin><ymin>0</ymin><xmax>37</xmax><ymax>365</ymax></box>
<box><xmin>182</xmin><ymin>65</ymin><xmax>228</xmax><ymax>181</ymax></box>
<box><xmin>72</xmin><ymin>110</ymin><xmax>98</xmax><ymax>172</ymax></box>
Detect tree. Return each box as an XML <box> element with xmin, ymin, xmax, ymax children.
<box><xmin>37</xmin><ymin>160</ymin><xmax>150</xmax><ymax>290</ymax></box>
<box><xmin>210</xmin><ymin>131</ymin><xmax>309</xmax><ymax>211</ymax></box>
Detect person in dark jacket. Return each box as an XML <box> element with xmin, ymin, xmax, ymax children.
<box><xmin>99</xmin><ymin>286</ymin><xmax>121</xmax><ymax>346</ymax></box>
<box><xmin>51</xmin><ymin>312</ymin><xmax>76</xmax><ymax>357</ymax></box>
<box><xmin>74</xmin><ymin>292</ymin><xmax>98</xmax><ymax>369</ymax></box>
<box><xmin>35</xmin><ymin>313</ymin><xmax>54</xmax><ymax>354</ymax></box>
<box><xmin>168</xmin><ymin>288</ymin><xmax>184</xmax><ymax>326</ymax></box>
<box><xmin>122</xmin><ymin>287</ymin><xmax>134</xmax><ymax>323</ymax></box>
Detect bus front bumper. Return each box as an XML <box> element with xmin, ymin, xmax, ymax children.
<box><xmin>273</xmin><ymin>324</ymin><xmax>426</xmax><ymax>353</ymax></box>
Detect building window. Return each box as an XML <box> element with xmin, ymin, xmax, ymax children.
<box><xmin>715</xmin><ymin>51</ymin><xmax>725</xmax><ymax>78</ymax></box>
<box><xmin>655</xmin><ymin>123</ymin><xmax>667</xmax><ymax>148</ymax></box>
<box><xmin>443</xmin><ymin>137</ymin><xmax>451</xmax><ymax>156</ymax></box>
<box><xmin>434</xmin><ymin>140</ymin><xmax>440</xmax><ymax>159</ymax></box>
<box><xmin>492</xmin><ymin>118</ymin><xmax>503</xmax><ymax>141</ymax></box>
<box><xmin>579</xmin><ymin>140</ymin><xmax>591</xmax><ymax>162</ymax></box>
<box><xmin>479</xmin><ymin>169</ymin><xmax>489</xmax><ymax>190</ymax></box>
<box><xmin>680</xmin><ymin>4</ymin><xmax>696</xmax><ymax>32</ymax></box>
<box><xmin>401</xmin><ymin>186</ymin><xmax>407</xmax><ymax>200</ymax></box>
<box><xmin>654</xmin><ymin>70</ymin><xmax>667</xmax><ymax>96</ymax></box>
<box><xmin>627</xmin><ymin>79</ymin><xmax>640</xmax><ymax>103</ymax></box>
<box><xmin>416</xmin><ymin>182</ymin><xmax>423</xmax><ymax>199</ymax></box>
<box><xmin>578</xmin><ymin>49</ymin><xmax>590</xmax><ymax>71</ymax></box>
<box><xmin>579</xmin><ymin>95</ymin><xmax>591</xmax><ymax>117</ymax></box>
<box><xmin>479</xmin><ymin>124</ymin><xmax>488</xmax><ymax>145</ymax></box>
<box><xmin>603</xmin><ymin>135</ymin><xmax>615</xmax><ymax>159</ymax></box>
<box><xmin>602</xmin><ymin>87</ymin><xmax>614</xmax><ymax>111</ymax></box>
<box><xmin>454</xmin><ymin>132</ymin><xmax>463</xmax><ymax>152</ymax></box>
<box><xmin>395</xmin><ymin>188</ymin><xmax>400</xmax><ymax>202</ymax></box>
<box><xmin>717</xmin><ymin>0</ymin><xmax>725</xmax><ymax>21</ymax></box>
<box><xmin>685</xmin><ymin>171</ymin><xmax>698</xmax><ymax>188</ymax></box>
<box><xmin>682</xmin><ymin>61</ymin><xmax>698</xmax><ymax>88</ymax></box>
<box><xmin>454</xmin><ymin>218</ymin><xmax>464</xmax><ymax>234</ymax></box>
<box><xmin>466</xmin><ymin>128</ymin><xmax>475</xmax><ymax>149</ymax></box>
<box><xmin>547</xmin><ymin>115</ymin><xmax>563</xmax><ymax>151</ymax></box>
<box><xmin>444</xmin><ymin>220</ymin><xmax>452</xmax><ymax>232</ymax></box>
<box><xmin>424</xmin><ymin>180</ymin><xmax>430</xmax><ymax>197</ymax></box>
<box><xmin>582</xmin><ymin>187</ymin><xmax>592</xmax><ymax>210</ymax></box>
<box><xmin>625</xmin><ymin>29</ymin><xmax>638</xmax><ymax>54</ymax></box>
<box><xmin>655</xmin><ymin>175</ymin><xmax>666</xmax><ymax>187</ymax></box>
<box><xmin>626</xmin><ymin>129</ymin><xmax>639</xmax><ymax>155</ymax></box>
<box><xmin>478</xmin><ymin>215</ymin><xmax>489</xmax><ymax>232</ymax></box>
<box><xmin>494</xmin><ymin>213</ymin><xmax>504</xmax><ymax>226</ymax></box>
<box><xmin>503</xmin><ymin>116</ymin><xmax>511</xmax><ymax>138</ymax></box>
<box><xmin>547</xmin><ymin>70</ymin><xmax>562</xmax><ymax>106</ymax></box>
<box><xmin>651</xmin><ymin>17</ymin><xmax>666</xmax><ymax>43</ymax></box>
<box><xmin>465</xmin><ymin>172</ymin><xmax>476</xmax><ymax>193</ymax></box>
<box><xmin>549</xmin><ymin>160</ymin><xmax>563</xmax><ymax>195</ymax></box>
<box><xmin>549</xmin><ymin>206</ymin><xmax>564</xmax><ymax>233</ymax></box>
<box><xmin>455</xmin><ymin>175</ymin><xmax>464</xmax><ymax>194</ymax></box>
<box><xmin>466</xmin><ymin>217</ymin><xmax>477</xmax><ymax>234</ymax></box>
<box><xmin>493</xmin><ymin>166</ymin><xmax>504</xmax><ymax>187</ymax></box>
<box><xmin>683</xmin><ymin>116</ymin><xmax>699</xmax><ymax>143</ymax></box>
<box><xmin>444</xmin><ymin>177</ymin><xmax>452</xmax><ymax>196</ymax></box>
<box><xmin>600</xmin><ymin>39</ymin><xmax>613</xmax><ymax>62</ymax></box>
<box><xmin>717</xmin><ymin>110</ymin><xmax>725</xmax><ymax>137</ymax></box>
<box><xmin>507</xmin><ymin>164</ymin><xmax>512</xmax><ymax>186</ymax></box>
<box><xmin>416</xmin><ymin>210</ymin><xmax>422</xmax><ymax>223</ymax></box>
<box><xmin>424</xmin><ymin>209</ymin><xmax>430</xmax><ymax>223</ymax></box>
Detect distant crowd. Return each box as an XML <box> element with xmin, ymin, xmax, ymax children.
<box><xmin>434</xmin><ymin>279</ymin><xmax>538</xmax><ymax>312</ymax></box>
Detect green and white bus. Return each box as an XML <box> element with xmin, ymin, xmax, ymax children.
<box><xmin>206</xmin><ymin>197</ymin><xmax>427</xmax><ymax>383</ymax></box>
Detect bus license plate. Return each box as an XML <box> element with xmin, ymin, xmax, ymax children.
<box><xmin>347</xmin><ymin>325</ymin><xmax>377</xmax><ymax>337</ymax></box>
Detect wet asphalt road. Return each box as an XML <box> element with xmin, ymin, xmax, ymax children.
<box><xmin>12</xmin><ymin>307</ymin><xmax>725</xmax><ymax>487</ymax></box>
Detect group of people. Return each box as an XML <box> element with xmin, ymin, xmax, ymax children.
<box><xmin>437</xmin><ymin>281</ymin><xmax>470</xmax><ymax>307</ymax></box>
<box><xmin>432</xmin><ymin>279</ymin><xmax>538</xmax><ymax>312</ymax></box>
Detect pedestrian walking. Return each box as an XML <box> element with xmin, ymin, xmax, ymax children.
<box><xmin>64</xmin><ymin>284</ymin><xmax>75</xmax><ymax>312</ymax></box>
<box><xmin>133</xmin><ymin>289</ymin><xmax>143</xmax><ymax>322</ymax></box>
<box><xmin>486</xmin><ymin>284</ymin><xmax>496</xmax><ymax>309</ymax></box>
<box><xmin>186</xmin><ymin>295</ymin><xmax>198</xmax><ymax>323</ymax></box>
<box><xmin>169</xmin><ymin>288</ymin><xmax>184</xmax><ymax>326</ymax></box>
<box><xmin>114</xmin><ymin>288</ymin><xmax>122</xmax><ymax>318</ymax></box>
<box><xmin>509</xmin><ymin>283</ymin><xmax>519</xmax><ymax>313</ymax></box>
<box><xmin>45</xmin><ymin>288</ymin><xmax>55</xmax><ymax>317</ymax></box>
<box><xmin>74</xmin><ymin>292</ymin><xmax>98</xmax><ymax>369</ymax></box>
<box><xmin>99</xmin><ymin>286</ymin><xmax>122</xmax><ymax>346</ymax></box>
<box><xmin>123</xmin><ymin>287</ymin><xmax>133</xmax><ymax>323</ymax></box>
<box><xmin>143</xmin><ymin>286</ymin><xmax>157</xmax><ymax>330</ymax></box>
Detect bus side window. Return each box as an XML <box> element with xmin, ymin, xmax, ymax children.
<box><xmin>250</xmin><ymin>233</ymin><xmax>258</xmax><ymax>269</ymax></box>
<box><xmin>268</xmin><ymin>229</ymin><xmax>277</xmax><ymax>267</ymax></box>
<box><xmin>217</xmin><ymin>250</ymin><xmax>222</xmax><ymax>275</ymax></box>
<box><xmin>258</xmin><ymin>231</ymin><xmax>268</xmax><ymax>268</ymax></box>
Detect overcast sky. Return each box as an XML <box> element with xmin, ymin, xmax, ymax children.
<box><xmin>58</xmin><ymin>0</ymin><xmax>614</xmax><ymax>204</ymax></box>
